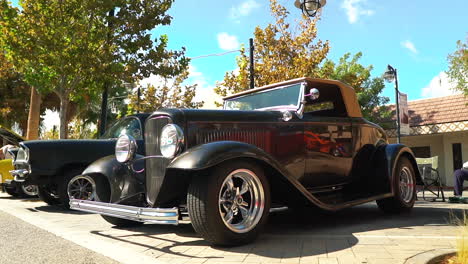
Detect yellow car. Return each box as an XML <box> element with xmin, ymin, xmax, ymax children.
<box><xmin>0</xmin><ymin>126</ymin><xmax>38</xmax><ymax>197</ymax></box>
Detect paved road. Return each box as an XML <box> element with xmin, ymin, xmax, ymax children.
<box><xmin>0</xmin><ymin>210</ymin><xmax>117</xmax><ymax>264</ymax></box>
<box><xmin>0</xmin><ymin>192</ymin><xmax>466</xmax><ymax>264</ymax></box>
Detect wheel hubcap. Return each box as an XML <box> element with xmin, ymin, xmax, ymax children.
<box><xmin>399</xmin><ymin>166</ymin><xmax>414</xmax><ymax>203</ymax></box>
<box><xmin>218</xmin><ymin>169</ymin><xmax>265</xmax><ymax>233</ymax></box>
<box><xmin>21</xmin><ymin>185</ymin><xmax>38</xmax><ymax>196</ymax></box>
<box><xmin>67</xmin><ymin>176</ymin><xmax>96</xmax><ymax>200</ymax></box>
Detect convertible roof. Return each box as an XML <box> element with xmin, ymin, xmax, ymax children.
<box><xmin>0</xmin><ymin>126</ymin><xmax>24</xmax><ymax>146</ymax></box>
<box><xmin>223</xmin><ymin>77</ymin><xmax>362</xmax><ymax>118</ymax></box>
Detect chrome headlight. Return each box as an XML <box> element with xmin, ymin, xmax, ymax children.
<box><xmin>16</xmin><ymin>146</ymin><xmax>29</xmax><ymax>163</ymax></box>
<box><xmin>115</xmin><ymin>135</ymin><xmax>137</xmax><ymax>163</ymax></box>
<box><xmin>160</xmin><ymin>124</ymin><xmax>184</xmax><ymax>158</ymax></box>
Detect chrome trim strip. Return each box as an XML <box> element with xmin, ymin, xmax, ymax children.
<box><xmin>69</xmin><ymin>199</ymin><xmax>180</xmax><ymax>225</ymax></box>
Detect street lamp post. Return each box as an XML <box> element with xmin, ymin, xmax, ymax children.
<box><xmin>294</xmin><ymin>0</ymin><xmax>327</xmax><ymax>17</ymax></box>
<box><xmin>383</xmin><ymin>65</ymin><xmax>401</xmax><ymax>143</ymax></box>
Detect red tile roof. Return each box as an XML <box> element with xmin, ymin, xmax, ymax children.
<box><xmin>387</xmin><ymin>94</ymin><xmax>468</xmax><ymax>126</ymax></box>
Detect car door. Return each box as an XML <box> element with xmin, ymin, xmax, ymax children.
<box><xmin>300</xmin><ymin>116</ymin><xmax>353</xmax><ymax>189</ymax></box>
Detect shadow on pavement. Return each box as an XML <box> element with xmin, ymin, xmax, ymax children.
<box><xmin>87</xmin><ymin>201</ymin><xmax>466</xmax><ymax>259</ymax></box>
<box><xmin>30</xmin><ymin>205</ymin><xmax>91</xmax><ymax>215</ymax></box>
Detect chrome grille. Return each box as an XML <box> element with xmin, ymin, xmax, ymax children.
<box><xmin>145</xmin><ymin>116</ymin><xmax>171</xmax><ymax>206</ymax></box>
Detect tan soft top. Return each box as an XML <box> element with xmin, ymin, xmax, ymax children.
<box><xmin>223</xmin><ymin>77</ymin><xmax>362</xmax><ymax>118</ymax></box>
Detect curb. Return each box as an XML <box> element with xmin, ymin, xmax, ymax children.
<box><xmin>404</xmin><ymin>248</ymin><xmax>455</xmax><ymax>264</ymax></box>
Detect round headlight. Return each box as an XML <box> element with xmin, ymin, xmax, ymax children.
<box><xmin>16</xmin><ymin>147</ymin><xmax>29</xmax><ymax>162</ymax></box>
<box><xmin>115</xmin><ymin>135</ymin><xmax>137</xmax><ymax>163</ymax></box>
<box><xmin>160</xmin><ymin>124</ymin><xmax>184</xmax><ymax>158</ymax></box>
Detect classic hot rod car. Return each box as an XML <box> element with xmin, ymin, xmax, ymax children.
<box><xmin>70</xmin><ymin>78</ymin><xmax>421</xmax><ymax>246</ymax></box>
<box><xmin>10</xmin><ymin>114</ymin><xmax>149</xmax><ymax>208</ymax></box>
<box><xmin>0</xmin><ymin>126</ymin><xmax>38</xmax><ymax>197</ymax></box>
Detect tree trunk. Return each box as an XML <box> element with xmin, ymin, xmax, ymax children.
<box><xmin>26</xmin><ymin>87</ymin><xmax>41</xmax><ymax>140</ymax></box>
<box><xmin>59</xmin><ymin>98</ymin><xmax>69</xmax><ymax>139</ymax></box>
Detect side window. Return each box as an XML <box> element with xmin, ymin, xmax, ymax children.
<box><xmin>304</xmin><ymin>85</ymin><xmax>347</xmax><ymax>117</ymax></box>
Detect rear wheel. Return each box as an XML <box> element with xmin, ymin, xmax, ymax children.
<box><xmin>57</xmin><ymin>168</ymin><xmax>85</xmax><ymax>209</ymax></box>
<box><xmin>377</xmin><ymin>156</ymin><xmax>416</xmax><ymax>213</ymax></box>
<box><xmin>187</xmin><ymin>160</ymin><xmax>270</xmax><ymax>246</ymax></box>
<box><xmin>38</xmin><ymin>185</ymin><xmax>60</xmax><ymax>205</ymax></box>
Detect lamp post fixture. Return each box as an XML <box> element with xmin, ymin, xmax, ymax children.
<box><xmin>294</xmin><ymin>0</ymin><xmax>327</xmax><ymax>17</ymax></box>
<box><xmin>383</xmin><ymin>64</ymin><xmax>401</xmax><ymax>144</ymax></box>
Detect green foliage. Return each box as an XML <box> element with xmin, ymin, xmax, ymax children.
<box><xmin>0</xmin><ymin>52</ymin><xmax>30</xmax><ymax>132</ymax></box>
<box><xmin>214</xmin><ymin>0</ymin><xmax>330</xmax><ymax>105</ymax></box>
<box><xmin>447</xmin><ymin>37</ymin><xmax>468</xmax><ymax>94</ymax></box>
<box><xmin>317</xmin><ymin>52</ymin><xmax>391</xmax><ymax>124</ymax></box>
<box><xmin>0</xmin><ymin>0</ymin><xmax>188</xmax><ymax>138</ymax></box>
<box><xmin>127</xmin><ymin>69</ymin><xmax>204</xmax><ymax>113</ymax></box>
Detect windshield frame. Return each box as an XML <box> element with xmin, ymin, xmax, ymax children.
<box><xmin>223</xmin><ymin>82</ymin><xmax>306</xmax><ymax>111</ymax></box>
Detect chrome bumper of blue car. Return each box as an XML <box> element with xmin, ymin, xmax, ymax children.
<box><xmin>69</xmin><ymin>199</ymin><xmax>181</xmax><ymax>225</ymax></box>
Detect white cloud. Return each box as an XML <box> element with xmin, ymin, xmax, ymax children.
<box><xmin>188</xmin><ymin>65</ymin><xmax>222</xmax><ymax>109</ymax></box>
<box><xmin>230</xmin><ymin>0</ymin><xmax>260</xmax><ymax>21</ymax></box>
<box><xmin>421</xmin><ymin>72</ymin><xmax>460</xmax><ymax>98</ymax></box>
<box><xmin>401</xmin><ymin>40</ymin><xmax>418</xmax><ymax>54</ymax></box>
<box><xmin>217</xmin><ymin>32</ymin><xmax>240</xmax><ymax>51</ymax></box>
<box><xmin>341</xmin><ymin>0</ymin><xmax>374</xmax><ymax>24</ymax></box>
<box><xmin>42</xmin><ymin>109</ymin><xmax>60</xmax><ymax>133</ymax></box>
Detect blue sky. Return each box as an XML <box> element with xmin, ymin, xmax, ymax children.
<box><xmin>151</xmin><ymin>0</ymin><xmax>467</xmax><ymax>106</ymax></box>
<box><xmin>10</xmin><ymin>0</ymin><xmax>468</xmax><ymax>107</ymax></box>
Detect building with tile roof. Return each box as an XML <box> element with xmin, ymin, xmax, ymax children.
<box><xmin>384</xmin><ymin>94</ymin><xmax>468</xmax><ymax>187</ymax></box>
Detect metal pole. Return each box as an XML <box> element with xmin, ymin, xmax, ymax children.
<box><xmin>394</xmin><ymin>68</ymin><xmax>401</xmax><ymax>144</ymax></box>
<box><xmin>99</xmin><ymin>9</ymin><xmax>115</xmax><ymax>136</ymax></box>
<box><xmin>249</xmin><ymin>38</ymin><xmax>254</xmax><ymax>89</ymax></box>
<box><xmin>137</xmin><ymin>87</ymin><xmax>141</xmax><ymax>114</ymax></box>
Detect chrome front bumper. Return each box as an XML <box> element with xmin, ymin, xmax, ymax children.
<box><xmin>10</xmin><ymin>169</ymin><xmax>29</xmax><ymax>182</ymax></box>
<box><xmin>69</xmin><ymin>199</ymin><xmax>181</xmax><ymax>225</ymax></box>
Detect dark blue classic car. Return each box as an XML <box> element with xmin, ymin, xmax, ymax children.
<box><xmin>11</xmin><ymin>114</ymin><xmax>149</xmax><ymax>208</ymax></box>
<box><xmin>70</xmin><ymin>78</ymin><xmax>421</xmax><ymax>246</ymax></box>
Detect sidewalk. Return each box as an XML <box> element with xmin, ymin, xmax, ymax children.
<box><xmin>0</xmin><ymin>191</ymin><xmax>466</xmax><ymax>264</ymax></box>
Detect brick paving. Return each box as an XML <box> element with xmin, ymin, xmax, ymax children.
<box><xmin>0</xmin><ymin>191</ymin><xmax>466</xmax><ymax>264</ymax></box>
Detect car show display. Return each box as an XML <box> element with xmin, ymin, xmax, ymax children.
<box><xmin>9</xmin><ymin>114</ymin><xmax>149</xmax><ymax>208</ymax></box>
<box><xmin>0</xmin><ymin>126</ymin><xmax>38</xmax><ymax>197</ymax></box>
<box><xmin>67</xmin><ymin>78</ymin><xmax>422</xmax><ymax>246</ymax></box>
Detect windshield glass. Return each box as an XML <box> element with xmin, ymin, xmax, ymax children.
<box><xmin>101</xmin><ymin>117</ymin><xmax>142</xmax><ymax>139</ymax></box>
<box><xmin>223</xmin><ymin>83</ymin><xmax>303</xmax><ymax>110</ymax></box>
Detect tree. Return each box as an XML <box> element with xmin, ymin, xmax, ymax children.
<box><xmin>447</xmin><ymin>37</ymin><xmax>468</xmax><ymax>94</ymax></box>
<box><xmin>1</xmin><ymin>0</ymin><xmax>188</xmax><ymax>139</ymax></box>
<box><xmin>317</xmin><ymin>53</ymin><xmax>390</xmax><ymax>124</ymax></box>
<box><xmin>0</xmin><ymin>51</ymin><xmax>30</xmax><ymax>133</ymax></box>
<box><xmin>214</xmin><ymin>0</ymin><xmax>330</xmax><ymax>102</ymax></box>
<box><xmin>127</xmin><ymin>69</ymin><xmax>204</xmax><ymax>113</ymax></box>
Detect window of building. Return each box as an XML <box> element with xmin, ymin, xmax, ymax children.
<box><xmin>452</xmin><ymin>143</ymin><xmax>463</xmax><ymax>170</ymax></box>
<box><xmin>411</xmin><ymin>146</ymin><xmax>431</xmax><ymax>158</ymax></box>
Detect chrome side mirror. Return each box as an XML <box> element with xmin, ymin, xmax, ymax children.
<box><xmin>307</xmin><ymin>88</ymin><xmax>320</xmax><ymax>100</ymax></box>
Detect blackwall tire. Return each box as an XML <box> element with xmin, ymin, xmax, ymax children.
<box><xmin>187</xmin><ymin>160</ymin><xmax>271</xmax><ymax>246</ymax></box>
<box><xmin>57</xmin><ymin>168</ymin><xmax>85</xmax><ymax>210</ymax></box>
<box><xmin>38</xmin><ymin>185</ymin><xmax>61</xmax><ymax>205</ymax></box>
<box><xmin>4</xmin><ymin>186</ymin><xmax>19</xmax><ymax>197</ymax></box>
<box><xmin>376</xmin><ymin>156</ymin><xmax>416</xmax><ymax>213</ymax></box>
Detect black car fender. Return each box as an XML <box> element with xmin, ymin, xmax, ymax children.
<box><xmin>82</xmin><ymin>154</ymin><xmax>146</xmax><ymax>203</ymax></box>
<box><xmin>383</xmin><ymin>144</ymin><xmax>423</xmax><ymax>195</ymax></box>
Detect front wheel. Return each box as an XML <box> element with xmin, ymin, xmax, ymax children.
<box><xmin>17</xmin><ymin>184</ymin><xmax>38</xmax><ymax>198</ymax></box>
<box><xmin>187</xmin><ymin>160</ymin><xmax>271</xmax><ymax>246</ymax></box>
<box><xmin>377</xmin><ymin>156</ymin><xmax>416</xmax><ymax>213</ymax></box>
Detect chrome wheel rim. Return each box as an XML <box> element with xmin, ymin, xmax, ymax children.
<box><xmin>67</xmin><ymin>175</ymin><xmax>96</xmax><ymax>200</ymax></box>
<box><xmin>218</xmin><ymin>169</ymin><xmax>265</xmax><ymax>233</ymax></box>
<box><xmin>399</xmin><ymin>166</ymin><xmax>414</xmax><ymax>203</ymax></box>
<box><xmin>21</xmin><ymin>184</ymin><xmax>38</xmax><ymax>196</ymax></box>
